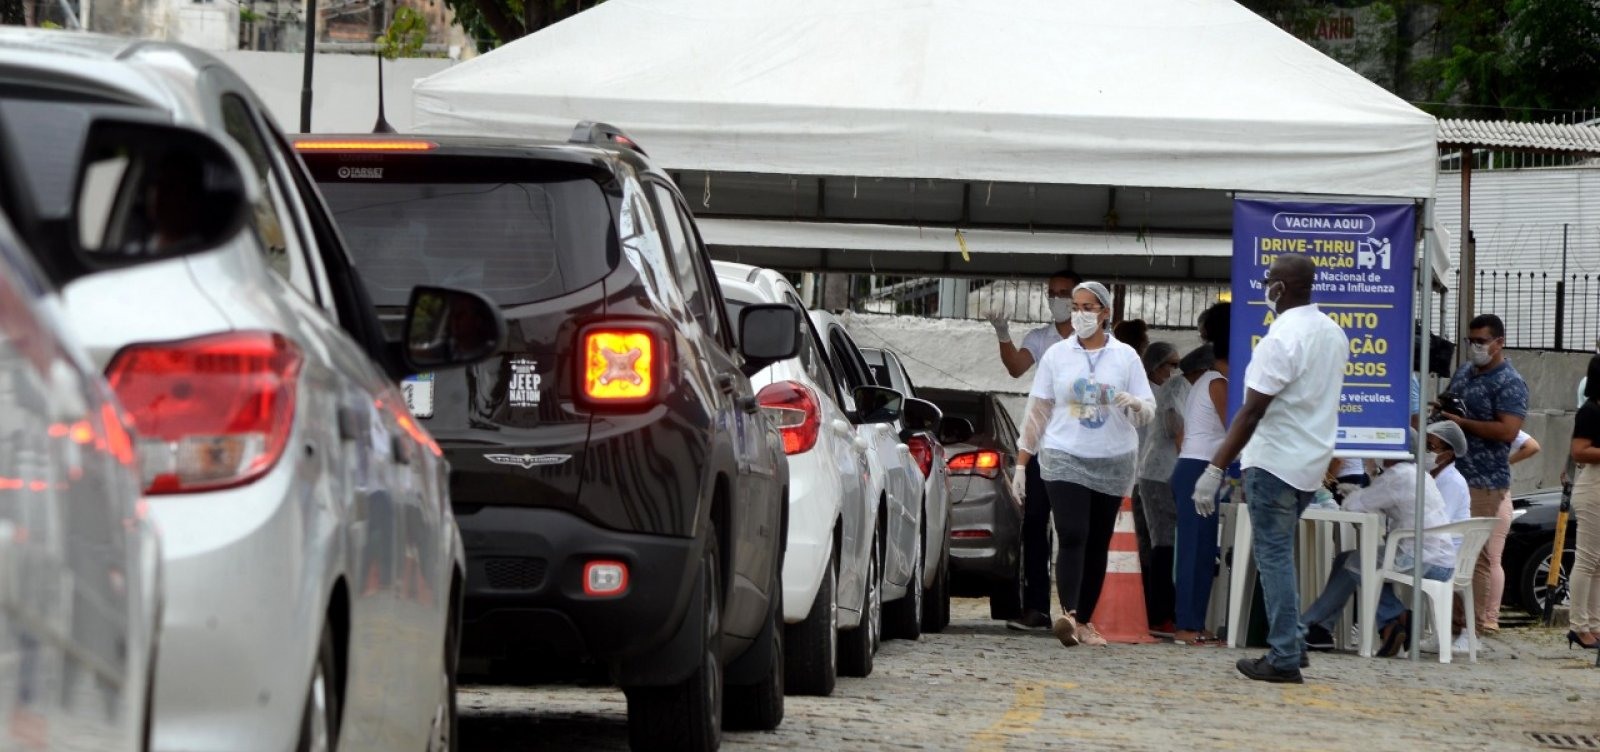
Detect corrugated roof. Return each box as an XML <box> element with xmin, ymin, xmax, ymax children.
<box><xmin>1438</xmin><ymin>118</ymin><xmax>1600</xmax><ymax>153</ymax></box>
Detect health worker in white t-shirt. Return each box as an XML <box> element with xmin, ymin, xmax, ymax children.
<box><xmin>1192</xmin><ymin>253</ymin><xmax>1349</xmax><ymax>684</ymax></box>
<box><xmin>1012</xmin><ymin>281</ymin><xmax>1156</xmax><ymax>649</ymax></box>
<box><xmin>985</xmin><ymin>269</ymin><xmax>1084</xmax><ymax>632</ymax></box>
<box><xmin>1171</xmin><ymin>301</ymin><xmax>1232</xmax><ymax>646</ymax></box>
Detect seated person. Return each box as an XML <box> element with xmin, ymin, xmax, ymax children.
<box><xmin>1421</xmin><ymin>420</ymin><xmax>1473</xmax><ymax>654</ymax></box>
<box><xmin>1301</xmin><ymin>453</ymin><xmax>1455</xmax><ymax>656</ymax></box>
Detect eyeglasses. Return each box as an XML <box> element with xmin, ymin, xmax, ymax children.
<box><xmin>1466</xmin><ymin>336</ymin><xmax>1500</xmax><ymax>346</ymax></box>
<box><xmin>1071</xmin><ymin>304</ymin><xmax>1103</xmax><ymax>313</ymax></box>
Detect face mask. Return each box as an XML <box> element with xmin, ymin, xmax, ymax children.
<box><xmin>1469</xmin><ymin>342</ymin><xmax>1492</xmax><ymax>367</ymax></box>
<box><xmin>1049</xmin><ymin>298</ymin><xmax>1072</xmax><ymax>323</ymax></box>
<box><xmin>1072</xmin><ymin>311</ymin><xmax>1100</xmax><ymax>339</ymax></box>
<box><xmin>1424</xmin><ymin>452</ymin><xmax>1440</xmax><ymax>470</ymax></box>
<box><xmin>1264</xmin><ymin>281</ymin><xmax>1284</xmax><ymax>315</ymax></box>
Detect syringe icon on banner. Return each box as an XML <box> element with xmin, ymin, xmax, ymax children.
<box><xmin>1356</xmin><ymin>237</ymin><xmax>1392</xmax><ymax>271</ymax></box>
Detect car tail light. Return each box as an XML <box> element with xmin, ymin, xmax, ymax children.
<box><xmin>906</xmin><ymin>435</ymin><xmax>935</xmax><ymax>477</ymax></box>
<box><xmin>293</xmin><ymin>139</ymin><xmax>438</xmax><ymax>152</ymax></box>
<box><xmin>951</xmin><ymin>529</ymin><xmax>992</xmax><ymax>539</ymax></box>
<box><xmin>757</xmin><ymin>381</ymin><xmax>820</xmax><ymax>455</ymax></box>
<box><xmin>106</xmin><ymin>332</ymin><xmax>302</xmax><ymax>494</ymax></box>
<box><xmin>581</xmin><ymin>328</ymin><xmax>658</xmax><ymax>405</ymax></box>
<box><xmin>948</xmin><ymin>450</ymin><xmax>1002</xmax><ymax>479</ymax></box>
<box><xmin>583</xmin><ymin>560</ymin><xmax>629</xmax><ymax>597</ymax></box>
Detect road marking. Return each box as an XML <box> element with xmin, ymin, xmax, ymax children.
<box><xmin>969</xmin><ymin>680</ymin><xmax>1078</xmax><ymax>752</ymax></box>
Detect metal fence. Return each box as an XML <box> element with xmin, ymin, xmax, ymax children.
<box><xmin>836</xmin><ymin>270</ymin><xmax>1600</xmax><ymax>353</ymax></box>
<box><xmin>842</xmin><ymin>275</ymin><xmax>1228</xmax><ymax>329</ymax></box>
<box><xmin>1444</xmin><ymin>269</ymin><xmax>1600</xmax><ymax>352</ymax></box>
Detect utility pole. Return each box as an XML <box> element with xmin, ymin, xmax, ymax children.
<box><xmin>299</xmin><ymin>0</ymin><xmax>316</xmax><ymax>132</ymax></box>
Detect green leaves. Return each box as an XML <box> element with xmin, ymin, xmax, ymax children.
<box><xmin>378</xmin><ymin>5</ymin><xmax>429</xmax><ymax>60</ymax></box>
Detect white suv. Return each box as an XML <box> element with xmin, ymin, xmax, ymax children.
<box><xmin>1</xmin><ymin>29</ymin><xmax>504</xmax><ymax>752</ymax></box>
<box><xmin>713</xmin><ymin>262</ymin><xmax>877</xmax><ymax>693</ymax></box>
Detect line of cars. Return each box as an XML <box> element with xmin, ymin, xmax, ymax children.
<box><xmin>0</xmin><ymin>28</ymin><xmax>996</xmax><ymax>752</ymax></box>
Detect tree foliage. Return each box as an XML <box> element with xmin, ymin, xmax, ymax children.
<box><xmin>443</xmin><ymin>0</ymin><xmax>594</xmax><ymax>53</ymax></box>
<box><xmin>378</xmin><ymin>5</ymin><xmax>429</xmax><ymax>59</ymax></box>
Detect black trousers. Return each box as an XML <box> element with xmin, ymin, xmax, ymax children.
<box><xmin>1022</xmin><ymin>457</ymin><xmax>1053</xmax><ymax>614</ymax></box>
<box><xmin>1045</xmin><ymin>479</ymin><xmax>1124</xmax><ymax>623</ymax></box>
<box><xmin>1130</xmin><ymin>486</ymin><xmax>1156</xmax><ymax>622</ymax></box>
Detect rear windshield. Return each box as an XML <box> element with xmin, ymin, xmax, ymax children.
<box><xmin>317</xmin><ymin>179</ymin><xmax>614</xmax><ymax>307</ymax></box>
<box><xmin>926</xmin><ymin>392</ymin><xmax>988</xmax><ymax>432</ymax></box>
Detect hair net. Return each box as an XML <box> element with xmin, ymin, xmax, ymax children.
<box><xmin>1426</xmin><ymin>421</ymin><xmax>1469</xmax><ymax>458</ymax></box>
<box><xmin>1073</xmin><ymin>281</ymin><xmax>1112</xmax><ymax>311</ymax></box>
<box><xmin>1142</xmin><ymin>341</ymin><xmax>1178</xmax><ymax>376</ymax></box>
<box><xmin>1178</xmin><ymin>344</ymin><xmax>1215</xmax><ymax>374</ymax></box>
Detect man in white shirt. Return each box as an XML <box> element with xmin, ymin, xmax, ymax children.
<box><xmin>1192</xmin><ymin>254</ymin><xmax>1349</xmax><ymax>683</ymax></box>
<box><xmin>986</xmin><ymin>269</ymin><xmax>1082</xmax><ymax>631</ymax></box>
<box><xmin>1301</xmin><ymin>458</ymin><xmax>1455</xmax><ymax>656</ymax></box>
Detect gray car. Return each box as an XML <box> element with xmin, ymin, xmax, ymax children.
<box><xmin>2</xmin><ymin>29</ymin><xmax>503</xmax><ymax>752</ymax></box>
<box><xmin>918</xmin><ymin>387</ymin><xmax>1026</xmax><ymax>620</ymax></box>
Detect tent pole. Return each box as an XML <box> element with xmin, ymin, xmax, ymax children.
<box><xmin>1412</xmin><ymin>199</ymin><xmax>1433</xmax><ymax>661</ymax></box>
<box><xmin>1457</xmin><ymin>147</ymin><xmax>1473</xmax><ymax>367</ymax></box>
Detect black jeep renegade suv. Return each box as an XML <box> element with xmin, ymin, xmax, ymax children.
<box><xmin>295</xmin><ymin>123</ymin><xmax>799</xmax><ymax>750</ymax></box>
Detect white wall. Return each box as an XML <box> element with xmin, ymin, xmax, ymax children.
<box><xmin>215</xmin><ymin>50</ymin><xmax>454</xmax><ymax>134</ymax></box>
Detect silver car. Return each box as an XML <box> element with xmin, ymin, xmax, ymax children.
<box><xmin>0</xmin><ymin>116</ymin><xmax>197</xmax><ymax>751</ymax></box>
<box><xmin>1</xmin><ymin>29</ymin><xmax>504</xmax><ymax>752</ymax></box>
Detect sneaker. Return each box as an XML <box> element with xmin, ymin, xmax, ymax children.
<box><xmin>1304</xmin><ymin>624</ymin><xmax>1335</xmax><ymax>652</ymax></box>
<box><xmin>1236</xmin><ymin>654</ymin><xmax>1304</xmax><ymax>684</ymax></box>
<box><xmin>1006</xmin><ymin>610</ymin><xmax>1053</xmax><ymax>632</ymax></box>
<box><xmin>1377</xmin><ymin>614</ymin><xmax>1410</xmax><ymax>658</ymax></box>
<box><xmin>1053</xmin><ymin>613</ymin><xmax>1081</xmax><ymax>647</ymax></box>
<box><xmin>1453</xmin><ymin>633</ymin><xmax>1472</xmax><ymax>653</ymax></box>
<box><xmin>1076</xmin><ymin>621</ymin><xmax>1108</xmax><ymax>647</ymax></box>
<box><xmin>1418</xmin><ymin>634</ymin><xmax>1440</xmax><ymax>654</ymax></box>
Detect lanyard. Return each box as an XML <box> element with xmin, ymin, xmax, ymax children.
<box><xmin>1080</xmin><ymin>342</ymin><xmax>1105</xmax><ymax>382</ymax></box>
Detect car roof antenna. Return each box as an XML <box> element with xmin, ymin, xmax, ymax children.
<box><xmin>372</xmin><ymin>54</ymin><xmax>396</xmax><ymax>134</ymax></box>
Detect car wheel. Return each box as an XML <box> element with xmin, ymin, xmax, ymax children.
<box><xmin>923</xmin><ymin>538</ymin><xmax>951</xmax><ymax>634</ymax></box>
<box><xmin>625</xmin><ymin>529</ymin><xmax>722</xmax><ymax>752</ymax></box>
<box><xmin>989</xmin><ymin>548</ymin><xmax>1024</xmax><ymax>621</ymax></box>
<box><xmin>724</xmin><ymin>568</ymin><xmax>784</xmax><ymax>731</ymax></box>
<box><xmin>296</xmin><ymin>622</ymin><xmax>341</xmax><ymax>752</ymax></box>
<box><xmin>1519</xmin><ymin>541</ymin><xmax>1575</xmax><ymax>617</ymax></box>
<box><xmin>885</xmin><ymin>520</ymin><xmax>924</xmax><ymax>641</ymax></box>
<box><xmin>838</xmin><ymin>528</ymin><xmax>881</xmax><ymax>678</ymax></box>
<box><xmin>783</xmin><ymin>551</ymin><xmax>837</xmax><ymax>696</ymax></box>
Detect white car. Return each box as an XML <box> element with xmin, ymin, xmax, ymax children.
<box><xmin>713</xmin><ymin>262</ymin><xmax>875</xmax><ymax>693</ymax></box>
<box><xmin>0</xmin><ymin>117</ymin><xmax>180</xmax><ymax>752</ymax></box>
<box><xmin>809</xmin><ymin>312</ymin><xmax>931</xmax><ymax>655</ymax></box>
<box><xmin>860</xmin><ymin>347</ymin><xmax>953</xmax><ymax>634</ymax></box>
<box><xmin>1</xmin><ymin>29</ymin><xmax>505</xmax><ymax>752</ymax></box>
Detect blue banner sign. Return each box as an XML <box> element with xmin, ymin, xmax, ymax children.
<box><xmin>1229</xmin><ymin>199</ymin><xmax>1416</xmax><ymax>456</ymax></box>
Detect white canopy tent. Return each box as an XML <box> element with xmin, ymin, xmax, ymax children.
<box><xmin>412</xmin><ymin>0</ymin><xmax>1445</xmax><ymax>283</ymax></box>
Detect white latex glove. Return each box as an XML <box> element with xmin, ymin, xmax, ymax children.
<box><xmin>1335</xmin><ymin>481</ymin><xmax>1362</xmax><ymax>502</ymax></box>
<box><xmin>1010</xmin><ymin>466</ymin><xmax>1027</xmax><ymax>501</ymax></box>
<box><xmin>985</xmin><ymin>308</ymin><xmax>1012</xmax><ymax>343</ymax></box>
<box><xmin>1113</xmin><ymin>391</ymin><xmax>1137</xmax><ymax>410</ymax></box>
<box><xmin>1193</xmin><ymin>464</ymin><xmax>1223</xmax><ymax>517</ymax></box>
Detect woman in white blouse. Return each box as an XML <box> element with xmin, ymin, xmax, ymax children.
<box><xmin>1011</xmin><ymin>282</ymin><xmax>1156</xmax><ymax>647</ymax></box>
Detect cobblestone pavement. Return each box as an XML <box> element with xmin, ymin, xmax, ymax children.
<box><xmin>459</xmin><ymin>598</ymin><xmax>1600</xmax><ymax>751</ymax></box>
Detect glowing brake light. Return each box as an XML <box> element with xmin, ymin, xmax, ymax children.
<box><xmin>948</xmin><ymin>450</ymin><xmax>1002</xmax><ymax>479</ymax></box>
<box><xmin>582</xmin><ymin>329</ymin><xmax>658</xmax><ymax>404</ymax></box>
<box><xmin>293</xmin><ymin>139</ymin><xmax>437</xmax><ymax>152</ymax></box>
<box><xmin>107</xmin><ymin>332</ymin><xmax>302</xmax><ymax>494</ymax></box>
<box><xmin>757</xmin><ymin>381</ymin><xmax>820</xmax><ymax>455</ymax></box>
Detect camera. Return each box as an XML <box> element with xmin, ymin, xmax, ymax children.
<box><xmin>1431</xmin><ymin>392</ymin><xmax>1466</xmax><ymax>423</ymax></box>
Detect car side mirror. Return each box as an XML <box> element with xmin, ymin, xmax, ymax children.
<box><xmin>738</xmin><ymin>303</ymin><xmax>800</xmax><ymax>376</ymax></box>
<box><xmin>63</xmin><ymin>119</ymin><xmax>253</xmax><ymax>283</ymax></box>
<box><xmin>402</xmin><ymin>286</ymin><xmax>506</xmax><ymax>371</ymax></box>
<box><xmin>939</xmin><ymin>417</ymin><xmax>976</xmax><ymax>444</ymax></box>
<box><xmin>852</xmin><ymin>385</ymin><xmax>902</xmax><ymax>425</ymax></box>
<box><xmin>899</xmin><ymin>397</ymin><xmax>943</xmax><ymax>439</ymax></box>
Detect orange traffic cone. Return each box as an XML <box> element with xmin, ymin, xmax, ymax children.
<box><xmin>1090</xmin><ymin>497</ymin><xmax>1157</xmax><ymax>644</ymax></box>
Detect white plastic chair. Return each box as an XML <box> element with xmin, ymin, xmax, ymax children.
<box><xmin>1377</xmin><ymin>517</ymin><xmax>1498</xmax><ymax>664</ymax></box>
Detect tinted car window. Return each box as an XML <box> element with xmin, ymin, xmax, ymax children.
<box><xmin>318</xmin><ymin>179</ymin><xmax>612</xmax><ymax>307</ymax></box>
<box><xmin>1</xmin><ymin>99</ymin><xmax>147</xmax><ymax>218</ymax></box>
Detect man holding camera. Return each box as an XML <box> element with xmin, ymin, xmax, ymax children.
<box><xmin>1439</xmin><ymin>313</ymin><xmax>1528</xmax><ymax>635</ymax></box>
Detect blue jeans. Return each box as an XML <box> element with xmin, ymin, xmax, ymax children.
<box><xmin>1302</xmin><ymin>550</ymin><xmax>1454</xmax><ymax>632</ymax></box>
<box><xmin>1243</xmin><ymin>467</ymin><xmax>1316</xmax><ymax>671</ymax></box>
<box><xmin>1171</xmin><ymin>458</ymin><xmax>1222</xmax><ymax>632</ymax></box>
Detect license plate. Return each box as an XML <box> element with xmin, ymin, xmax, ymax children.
<box><xmin>402</xmin><ymin>373</ymin><xmax>434</xmax><ymax>419</ymax></box>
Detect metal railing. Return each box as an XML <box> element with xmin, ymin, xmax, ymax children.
<box><xmin>843</xmin><ymin>275</ymin><xmax>1227</xmax><ymax>329</ymax></box>
<box><xmin>1444</xmin><ymin>269</ymin><xmax>1600</xmax><ymax>352</ymax></box>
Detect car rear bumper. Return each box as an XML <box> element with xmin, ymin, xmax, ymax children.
<box><xmin>457</xmin><ymin>505</ymin><xmax>701</xmax><ymax>680</ymax></box>
<box><xmin>781</xmin><ymin>449</ymin><xmax>841</xmax><ymax>623</ymax></box>
<box><xmin>948</xmin><ymin>478</ymin><xmax>1021</xmax><ymax>582</ymax></box>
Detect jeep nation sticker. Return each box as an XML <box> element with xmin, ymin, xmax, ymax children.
<box><xmin>508</xmin><ymin>358</ymin><xmax>541</xmax><ymax>408</ymax></box>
